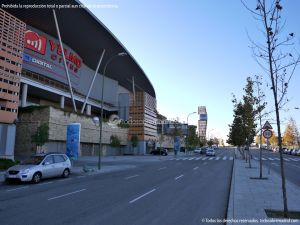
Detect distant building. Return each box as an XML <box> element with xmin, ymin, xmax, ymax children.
<box><xmin>198</xmin><ymin>106</ymin><xmax>207</xmax><ymax>141</ymax></box>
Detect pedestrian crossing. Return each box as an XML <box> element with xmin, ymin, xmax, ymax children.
<box><xmin>168</xmin><ymin>156</ymin><xmax>300</xmax><ymax>162</ymax></box>
<box><xmin>168</xmin><ymin>156</ymin><xmax>234</xmax><ymax>161</ymax></box>
<box><xmin>253</xmin><ymin>157</ymin><xmax>300</xmax><ymax>162</ymax></box>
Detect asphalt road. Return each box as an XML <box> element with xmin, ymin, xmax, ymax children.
<box><xmin>250</xmin><ymin>148</ymin><xmax>300</xmax><ymax>187</ymax></box>
<box><xmin>0</xmin><ymin>148</ymin><xmax>234</xmax><ymax>225</ymax></box>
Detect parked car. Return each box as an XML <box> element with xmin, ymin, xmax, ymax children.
<box><xmin>295</xmin><ymin>149</ymin><xmax>300</xmax><ymax>156</ymax></box>
<box><xmin>206</xmin><ymin>148</ymin><xmax>216</xmax><ymax>156</ymax></box>
<box><xmin>193</xmin><ymin>148</ymin><xmax>202</xmax><ymax>154</ymax></box>
<box><xmin>5</xmin><ymin>153</ymin><xmax>72</xmax><ymax>184</ymax></box>
<box><xmin>200</xmin><ymin>147</ymin><xmax>207</xmax><ymax>154</ymax></box>
<box><xmin>150</xmin><ymin>149</ymin><xmax>168</xmax><ymax>156</ymax></box>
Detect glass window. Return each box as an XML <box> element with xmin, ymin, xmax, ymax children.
<box><xmin>43</xmin><ymin>155</ymin><xmax>54</xmax><ymax>164</ymax></box>
<box><xmin>53</xmin><ymin>155</ymin><xmax>66</xmax><ymax>163</ymax></box>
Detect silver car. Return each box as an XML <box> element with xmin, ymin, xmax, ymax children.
<box><xmin>5</xmin><ymin>153</ymin><xmax>72</xmax><ymax>183</ymax></box>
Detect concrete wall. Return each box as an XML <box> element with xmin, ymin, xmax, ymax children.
<box><xmin>0</xmin><ymin>124</ymin><xmax>16</xmax><ymax>160</ymax></box>
<box><xmin>15</xmin><ymin>106</ymin><xmax>128</xmax><ymax>157</ymax></box>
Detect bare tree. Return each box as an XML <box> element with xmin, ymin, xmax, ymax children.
<box><xmin>243</xmin><ymin>0</ymin><xmax>300</xmax><ymax>217</ymax></box>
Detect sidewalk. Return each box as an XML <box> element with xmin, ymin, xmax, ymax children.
<box><xmin>227</xmin><ymin>155</ymin><xmax>300</xmax><ymax>225</ymax></box>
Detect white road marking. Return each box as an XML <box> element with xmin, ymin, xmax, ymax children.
<box><xmin>215</xmin><ymin>157</ymin><xmax>220</xmax><ymax>160</ymax></box>
<box><xmin>195</xmin><ymin>157</ymin><xmax>201</xmax><ymax>160</ymax></box>
<box><xmin>6</xmin><ymin>186</ymin><xmax>29</xmax><ymax>192</ymax></box>
<box><xmin>158</xmin><ymin>167</ymin><xmax>167</xmax><ymax>171</ymax></box>
<box><xmin>268</xmin><ymin>158</ymin><xmax>274</xmax><ymax>161</ymax></box>
<box><xmin>273</xmin><ymin>158</ymin><xmax>280</xmax><ymax>160</ymax></box>
<box><xmin>229</xmin><ymin>157</ymin><xmax>234</xmax><ymax>160</ymax></box>
<box><xmin>129</xmin><ymin>189</ymin><xmax>156</xmax><ymax>204</ymax></box>
<box><xmin>175</xmin><ymin>174</ymin><xmax>184</xmax><ymax>180</ymax></box>
<box><xmin>202</xmin><ymin>157</ymin><xmax>208</xmax><ymax>160</ymax></box>
<box><xmin>262</xmin><ymin>158</ymin><xmax>267</xmax><ymax>161</ymax></box>
<box><xmin>283</xmin><ymin>158</ymin><xmax>290</xmax><ymax>161</ymax></box>
<box><xmin>188</xmin><ymin>158</ymin><xmax>195</xmax><ymax>160</ymax></box>
<box><xmin>289</xmin><ymin>158</ymin><xmax>298</xmax><ymax>162</ymax></box>
<box><xmin>208</xmin><ymin>157</ymin><xmax>214</xmax><ymax>160</ymax></box>
<box><xmin>37</xmin><ymin>181</ymin><xmax>53</xmax><ymax>186</ymax></box>
<box><xmin>48</xmin><ymin>189</ymin><xmax>87</xmax><ymax>201</ymax></box>
<box><xmin>222</xmin><ymin>157</ymin><xmax>227</xmax><ymax>160</ymax></box>
<box><xmin>125</xmin><ymin>175</ymin><xmax>139</xmax><ymax>180</ymax></box>
<box><xmin>193</xmin><ymin>166</ymin><xmax>199</xmax><ymax>170</ymax></box>
<box><xmin>253</xmin><ymin>157</ymin><xmax>258</xmax><ymax>160</ymax></box>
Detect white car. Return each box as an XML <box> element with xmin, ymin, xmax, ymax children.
<box><xmin>5</xmin><ymin>153</ymin><xmax>72</xmax><ymax>183</ymax></box>
<box><xmin>193</xmin><ymin>148</ymin><xmax>202</xmax><ymax>154</ymax></box>
<box><xmin>206</xmin><ymin>149</ymin><xmax>216</xmax><ymax>156</ymax></box>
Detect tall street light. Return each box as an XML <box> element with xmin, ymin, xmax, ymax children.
<box><xmin>186</xmin><ymin>112</ymin><xmax>197</xmax><ymax>154</ymax></box>
<box><xmin>98</xmin><ymin>52</ymin><xmax>127</xmax><ymax>170</ymax></box>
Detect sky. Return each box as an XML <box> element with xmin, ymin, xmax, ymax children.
<box><xmin>80</xmin><ymin>0</ymin><xmax>300</xmax><ymax>141</ymax></box>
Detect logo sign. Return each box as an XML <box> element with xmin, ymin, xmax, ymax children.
<box><xmin>23</xmin><ymin>53</ymin><xmax>52</xmax><ymax>69</ymax></box>
<box><xmin>263</xmin><ymin>129</ymin><xmax>273</xmax><ymax>139</ymax></box>
<box><xmin>66</xmin><ymin>123</ymin><xmax>81</xmax><ymax>160</ymax></box>
<box><xmin>25</xmin><ymin>30</ymin><xmax>47</xmax><ymax>55</ymax></box>
<box><xmin>262</xmin><ymin>121</ymin><xmax>273</xmax><ymax>130</ymax></box>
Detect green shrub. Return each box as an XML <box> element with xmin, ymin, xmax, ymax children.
<box><xmin>0</xmin><ymin>158</ymin><xmax>20</xmax><ymax>170</ymax></box>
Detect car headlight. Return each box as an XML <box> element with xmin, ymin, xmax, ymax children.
<box><xmin>21</xmin><ymin>169</ymin><xmax>30</xmax><ymax>174</ymax></box>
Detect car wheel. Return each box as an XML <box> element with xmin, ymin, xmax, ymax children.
<box><xmin>32</xmin><ymin>172</ymin><xmax>42</xmax><ymax>184</ymax></box>
<box><xmin>62</xmin><ymin>169</ymin><xmax>70</xmax><ymax>178</ymax></box>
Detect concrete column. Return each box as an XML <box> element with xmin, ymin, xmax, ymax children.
<box><xmin>86</xmin><ymin>104</ymin><xmax>91</xmax><ymax>115</ymax></box>
<box><xmin>60</xmin><ymin>96</ymin><xmax>65</xmax><ymax>109</ymax></box>
<box><xmin>21</xmin><ymin>83</ymin><xmax>28</xmax><ymax>107</ymax></box>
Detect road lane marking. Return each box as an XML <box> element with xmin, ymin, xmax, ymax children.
<box><xmin>37</xmin><ymin>181</ymin><xmax>53</xmax><ymax>186</ymax></box>
<box><xmin>193</xmin><ymin>166</ymin><xmax>199</xmax><ymax>170</ymax></box>
<box><xmin>158</xmin><ymin>167</ymin><xmax>167</xmax><ymax>171</ymax></box>
<box><xmin>283</xmin><ymin>158</ymin><xmax>290</xmax><ymax>161</ymax></box>
<box><xmin>188</xmin><ymin>158</ymin><xmax>194</xmax><ymax>160</ymax></box>
<box><xmin>6</xmin><ymin>186</ymin><xmax>29</xmax><ymax>192</ymax></box>
<box><xmin>229</xmin><ymin>157</ymin><xmax>234</xmax><ymax>160</ymax></box>
<box><xmin>125</xmin><ymin>175</ymin><xmax>139</xmax><ymax>180</ymax></box>
<box><xmin>262</xmin><ymin>158</ymin><xmax>267</xmax><ymax>161</ymax></box>
<box><xmin>222</xmin><ymin>157</ymin><xmax>227</xmax><ymax>160</ymax></box>
<box><xmin>289</xmin><ymin>158</ymin><xmax>298</xmax><ymax>161</ymax></box>
<box><xmin>195</xmin><ymin>157</ymin><xmax>201</xmax><ymax>160</ymax></box>
<box><xmin>175</xmin><ymin>175</ymin><xmax>184</xmax><ymax>180</ymax></box>
<box><xmin>129</xmin><ymin>189</ymin><xmax>156</xmax><ymax>204</ymax></box>
<box><xmin>202</xmin><ymin>157</ymin><xmax>208</xmax><ymax>160</ymax></box>
<box><xmin>208</xmin><ymin>157</ymin><xmax>214</xmax><ymax>160</ymax></box>
<box><xmin>268</xmin><ymin>158</ymin><xmax>274</xmax><ymax>161</ymax></box>
<box><xmin>215</xmin><ymin>157</ymin><xmax>220</xmax><ymax>160</ymax></box>
<box><xmin>253</xmin><ymin>157</ymin><xmax>258</xmax><ymax>160</ymax></box>
<box><xmin>48</xmin><ymin>189</ymin><xmax>87</xmax><ymax>201</ymax></box>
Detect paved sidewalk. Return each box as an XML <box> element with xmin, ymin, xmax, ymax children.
<box><xmin>227</xmin><ymin>157</ymin><xmax>300</xmax><ymax>225</ymax></box>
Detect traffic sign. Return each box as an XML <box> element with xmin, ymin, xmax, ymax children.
<box><xmin>263</xmin><ymin>129</ymin><xmax>273</xmax><ymax>139</ymax></box>
<box><xmin>263</xmin><ymin>121</ymin><xmax>273</xmax><ymax>130</ymax></box>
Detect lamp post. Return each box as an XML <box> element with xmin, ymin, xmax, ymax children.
<box><xmin>98</xmin><ymin>52</ymin><xmax>127</xmax><ymax>170</ymax></box>
<box><xmin>186</xmin><ymin>112</ymin><xmax>197</xmax><ymax>154</ymax></box>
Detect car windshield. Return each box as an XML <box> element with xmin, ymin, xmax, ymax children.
<box><xmin>20</xmin><ymin>156</ymin><xmax>45</xmax><ymax>165</ymax></box>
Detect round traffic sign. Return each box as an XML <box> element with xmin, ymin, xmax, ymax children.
<box><xmin>263</xmin><ymin>129</ymin><xmax>273</xmax><ymax>139</ymax></box>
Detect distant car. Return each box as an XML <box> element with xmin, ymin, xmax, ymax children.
<box><xmin>206</xmin><ymin>149</ymin><xmax>216</xmax><ymax>156</ymax></box>
<box><xmin>200</xmin><ymin>147</ymin><xmax>207</xmax><ymax>154</ymax></box>
<box><xmin>150</xmin><ymin>149</ymin><xmax>168</xmax><ymax>156</ymax></box>
<box><xmin>5</xmin><ymin>153</ymin><xmax>72</xmax><ymax>184</ymax></box>
<box><xmin>291</xmin><ymin>149</ymin><xmax>298</xmax><ymax>156</ymax></box>
<box><xmin>193</xmin><ymin>148</ymin><xmax>202</xmax><ymax>154</ymax></box>
<box><xmin>295</xmin><ymin>149</ymin><xmax>300</xmax><ymax>156</ymax></box>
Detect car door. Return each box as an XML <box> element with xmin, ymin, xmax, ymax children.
<box><xmin>53</xmin><ymin>155</ymin><xmax>67</xmax><ymax>176</ymax></box>
<box><xmin>41</xmin><ymin>155</ymin><xmax>55</xmax><ymax>178</ymax></box>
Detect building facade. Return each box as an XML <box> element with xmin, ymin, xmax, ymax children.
<box><xmin>0</xmin><ymin>9</ymin><xmax>25</xmax><ymax>159</ymax></box>
<box><xmin>198</xmin><ymin>106</ymin><xmax>207</xmax><ymax>141</ymax></box>
<box><xmin>0</xmin><ymin>2</ymin><xmax>156</xmax><ymax>157</ymax></box>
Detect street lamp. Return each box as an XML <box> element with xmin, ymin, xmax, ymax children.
<box><xmin>98</xmin><ymin>52</ymin><xmax>127</xmax><ymax>170</ymax></box>
<box><xmin>186</xmin><ymin>112</ymin><xmax>197</xmax><ymax>154</ymax></box>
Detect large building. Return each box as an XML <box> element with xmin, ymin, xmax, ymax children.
<box><xmin>0</xmin><ymin>1</ymin><xmax>157</xmax><ymax>157</ymax></box>
<box><xmin>198</xmin><ymin>106</ymin><xmax>207</xmax><ymax>141</ymax></box>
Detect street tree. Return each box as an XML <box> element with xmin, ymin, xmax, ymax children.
<box><xmin>243</xmin><ymin>0</ymin><xmax>300</xmax><ymax>217</ymax></box>
<box><xmin>31</xmin><ymin>123</ymin><xmax>49</xmax><ymax>153</ymax></box>
<box><xmin>283</xmin><ymin>117</ymin><xmax>299</xmax><ymax>147</ymax></box>
<box><xmin>186</xmin><ymin>125</ymin><xmax>198</xmax><ymax>151</ymax></box>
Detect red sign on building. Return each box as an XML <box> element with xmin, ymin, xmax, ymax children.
<box><xmin>24</xmin><ymin>30</ymin><xmax>47</xmax><ymax>55</ymax></box>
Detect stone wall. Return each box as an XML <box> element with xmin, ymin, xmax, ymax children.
<box><xmin>15</xmin><ymin>106</ymin><xmax>128</xmax><ymax>157</ymax></box>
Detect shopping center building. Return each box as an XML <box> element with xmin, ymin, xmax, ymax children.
<box><xmin>0</xmin><ymin>1</ymin><xmax>157</xmax><ymax>158</ymax></box>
